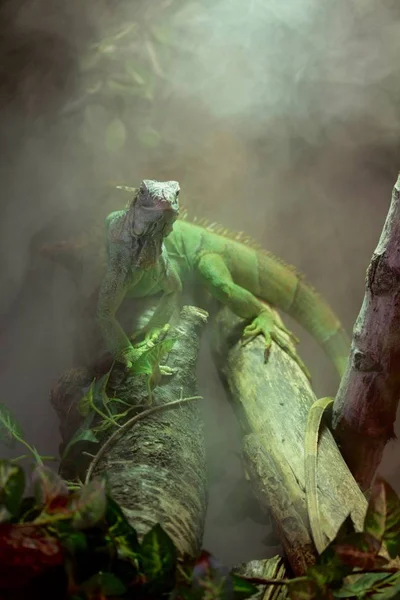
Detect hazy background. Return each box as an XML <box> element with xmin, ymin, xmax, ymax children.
<box><xmin>0</xmin><ymin>0</ymin><xmax>399</xmax><ymax>564</ymax></box>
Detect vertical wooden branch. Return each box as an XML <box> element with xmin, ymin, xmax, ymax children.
<box><xmin>333</xmin><ymin>173</ymin><xmax>400</xmax><ymax>490</ymax></box>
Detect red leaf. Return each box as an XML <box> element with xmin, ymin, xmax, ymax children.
<box><xmin>32</xmin><ymin>465</ymin><xmax>68</xmax><ymax>506</ymax></box>
<box><xmin>333</xmin><ymin>532</ymin><xmax>386</xmax><ymax>569</ymax></box>
<box><xmin>0</xmin><ymin>524</ymin><xmax>64</xmax><ymax>588</ymax></box>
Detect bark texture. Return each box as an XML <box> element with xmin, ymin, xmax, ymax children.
<box><xmin>333</xmin><ymin>174</ymin><xmax>400</xmax><ymax>490</ymax></box>
<box><xmin>234</xmin><ymin>556</ymin><xmax>288</xmax><ymax>600</ymax></box>
<box><xmin>52</xmin><ymin>305</ymin><xmax>209</xmax><ymax>556</ymax></box>
<box><xmin>211</xmin><ymin>307</ymin><xmax>367</xmax><ymax>574</ymax></box>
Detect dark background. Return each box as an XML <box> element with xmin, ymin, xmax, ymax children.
<box><xmin>0</xmin><ymin>0</ymin><xmax>399</xmax><ymax>564</ymax></box>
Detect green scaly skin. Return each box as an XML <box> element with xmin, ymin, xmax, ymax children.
<box><xmin>95</xmin><ymin>179</ymin><xmax>349</xmax><ymax>552</ymax></box>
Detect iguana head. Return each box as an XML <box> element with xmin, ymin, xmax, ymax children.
<box><xmin>131</xmin><ymin>179</ymin><xmax>180</xmax><ymax>237</ymax></box>
<box><xmin>129</xmin><ymin>179</ymin><xmax>180</xmax><ymax>269</ymax></box>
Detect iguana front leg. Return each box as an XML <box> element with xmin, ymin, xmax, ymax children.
<box><xmin>97</xmin><ymin>246</ymin><xmax>143</xmax><ymax>368</ymax></box>
<box><xmin>131</xmin><ymin>258</ymin><xmax>182</xmax><ymax>374</ymax></box>
<box><xmin>132</xmin><ymin>255</ymin><xmax>182</xmax><ymax>335</ymax></box>
<box><xmin>196</xmin><ymin>252</ymin><xmax>309</xmax><ymax>376</ymax></box>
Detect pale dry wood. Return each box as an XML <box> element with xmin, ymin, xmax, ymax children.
<box><xmin>233</xmin><ymin>555</ymin><xmax>289</xmax><ymax>600</ymax></box>
<box><xmin>211</xmin><ymin>307</ymin><xmax>368</xmax><ymax>574</ymax></box>
<box><xmin>333</xmin><ymin>173</ymin><xmax>400</xmax><ymax>490</ymax></box>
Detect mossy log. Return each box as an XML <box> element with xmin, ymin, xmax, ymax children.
<box><xmin>51</xmin><ymin>305</ymin><xmax>209</xmax><ymax>556</ymax></box>
<box><xmin>210</xmin><ymin>307</ymin><xmax>368</xmax><ymax>575</ymax></box>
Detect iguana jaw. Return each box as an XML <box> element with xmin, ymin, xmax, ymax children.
<box><xmin>132</xmin><ymin>235</ymin><xmax>164</xmax><ymax>269</ymax></box>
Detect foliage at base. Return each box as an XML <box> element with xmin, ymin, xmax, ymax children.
<box><xmin>0</xmin><ymin>459</ymin><xmax>399</xmax><ymax>600</ymax></box>
<box><xmin>0</xmin><ymin>401</ymin><xmax>399</xmax><ymax>599</ymax></box>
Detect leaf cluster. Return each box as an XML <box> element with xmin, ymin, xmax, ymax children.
<box><xmin>76</xmin><ymin>2</ymin><xmax>202</xmax><ymax>156</ymax></box>
<box><xmin>63</xmin><ymin>337</ymin><xmax>177</xmax><ymax>462</ymax></box>
<box><xmin>0</xmin><ymin>446</ymin><xmax>400</xmax><ymax>599</ymax></box>
<box><xmin>1</xmin><ymin>398</ymin><xmax>399</xmax><ymax>599</ymax></box>
<box><xmin>284</xmin><ymin>476</ymin><xmax>400</xmax><ymax>599</ymax></box>
<box><xmin>0</xmin><ymin>460</ymin><xmax>257</xmax><ymax>599</ymax></box>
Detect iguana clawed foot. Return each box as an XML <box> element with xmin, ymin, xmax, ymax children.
<box><xmin>158</xmin><ymin>365</ymin><xmax>178</xmax><ymax>376</ymax></box>
<box><xmin>131</xmin><ymin>323</ymin><xmax>170</xmax><ymax>344</ymax></box>
<box><xmin>124</xmin><ymin>324</ymin><xmax>176</xmax><ymax>376</ymax></box>
<box><xmin>118</xmin><ymin>347</ymin><xmax>143</xmax><ymax>370</ymax></box>
<box><xmin>242</xmin><ymin>310</ymin><xmax>311</xmax><ymax>380</ymax></box>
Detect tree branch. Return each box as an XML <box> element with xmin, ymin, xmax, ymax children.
<box><xmin>333</xmin><ymin>173</ymin><xmax>400</xmax><ymax>490</ymax></box>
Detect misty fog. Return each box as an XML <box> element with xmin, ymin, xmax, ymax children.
<box><xmin>0</xmin><ymin>0</ymin><xmax>399</xmax><ymax>564</ymax></box>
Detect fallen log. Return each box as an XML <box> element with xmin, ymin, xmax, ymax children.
<box><xmin>211</xmin><ymin>307</ymin><xmax>367</xmax><ymax>574</ymax></box>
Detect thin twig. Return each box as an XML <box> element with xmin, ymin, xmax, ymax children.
<box><xmin>85</xmin><ymin>396</ymin><xmax>202</xmax><ymax>484</ymax></box>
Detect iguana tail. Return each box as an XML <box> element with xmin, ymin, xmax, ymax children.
<box><xmin>256</xmin><ymin>252</ymin><xmax>350</xmax><ymax>377</ymax></box>
<box><xmin>304</xmin><ymin>396</ymin><xmax>334</xmax><ymax>553</ymax></box>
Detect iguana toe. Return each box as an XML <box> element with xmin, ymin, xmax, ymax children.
<box><xmin>242</xmin><ymin>311</ymin><xmax>311</xmax><ymax>380</ymax></box>
<box><xmin>159</xmin><ymin>365</ymin><xmax>178</xmax><ymax>376</ymax></box>
<box><xmin>144</xmin><ymin>324</ymin><xmax>170</xmax><ymax>343</ymax></box>
<box><xmin>270</xmin><ymin>329</ymin><xmax>311</xmax><ymax>380</ymax></box>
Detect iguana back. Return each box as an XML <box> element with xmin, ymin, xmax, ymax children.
<box><xmin>167</xmin><ymin>219</ymin><xmax>349</xmax><ymax>376</ymax></box>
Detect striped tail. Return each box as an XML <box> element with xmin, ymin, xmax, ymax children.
<box><xmin>286</xmin><ymin>279</ymin><xmax>350</xmax><ymax>377</ymax></box>
<box><xmin>255</xmin><ymin>251</ymin><xmax>350</xmax><ymax>377</ymax></box>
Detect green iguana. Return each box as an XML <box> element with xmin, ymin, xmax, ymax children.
<box><xmin>96</xmin><ymin>179</ymin><xmax>349</xmax><ymax>378</ymax></box>
<box><xmin>44</xmin><ymin>179</ymin><xmax>349</xmax><ymax>555</ymax></box>
<box><xmin>96</xmin><ymin>179</ymin><xmax>348</xmax><ymax>554</ymax></box>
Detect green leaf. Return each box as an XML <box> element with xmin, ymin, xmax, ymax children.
<box><xmin>136</xmin><ymin>125</ymin><xmax>161</xmax><ymax>148</ymax></box>
<box><xmin>287</xmin><ymin>576</ymin><xmax>321</xmax><ymax>600</ymax></box>
<box><xmin>0</xmin><ymin>460</ymin><xmax>25</xmax><ymax>516</ymax></box>
<box><xmin>333</xmin><ymin>572</ymin><xmax>394</xmax><ymax>597</ymax></box>
<box><xmin>93</xmin><ymin>367</ymin><xmax>113</xmax><ymax>404</ymax></box>
<box><xmin>0</xmin><ymin>403</ymin><xmax>25</xmax><ymax>448</ymax></box>
<box><xmin>364</xmin><ymin>477</ymin><xmax>400</xmax><ymax>559</ymax></box>
<box><xmin>61</xmin><ymin>413</ymin><xmax>98</xmax><ymax>461</ymax></box>
<box><xmin>231</xmin><ymin>573</ymin><xmax>259</xmax><ymax>599</ymax></box>
<box><xmin>105</xmin><ymin>117</ymin><xmax>127</xmax><ymax>152</ymax></box>
<box><xmin>106</xmin><ymin>79</ymin><xmax>142</xmax><ymax>97</ymax></box>
<box><xmin>307</xmin><ymin>563</ymin><xmax>345</xmax><ymax>588</ymax></box>
<box><xmin>141</xmin><ymin>523</ymin><xmax>177</xmax><ymax>582</ymax></box>
<box><xmin>71</xmin><ymin>479</ymin><xmax>107</xmax><ymax>529</ymax></box>
<box><xmin>60</xmin><ymin>531</ymin><xmax>88</xmax><ymax>554</ymax></box>
<box><xmin>84</xmin><ymin>104</ymin><xmax>109</xmax><ymax>130</ymax></box>
<box><xmin>125</xmin><ymin>67</ymin><xmax>145</xmax><ymax>86</ymax></box>
<box><xmin>78</xmin><ymin>380</ymin><xmax>96</xmax><ymax>416</ymax></box>
<box><xmin>132</xmin><ymin>338</ymin><xmax>176</xmax><ymax>376</ymax></box>
<box><xmin>370</xmin><ymin>571</ymin><xmax>400</xmax><ymax>599</ymax></box>
<box><xmin>149</xmin><ymin>24</ymin><xmax>176</xmax><ymax>46</ymax></box>
<box><xmin>32</xmin><ymin>465</ymin><xmax>68</xmax><ymax>505</ymax></box>
<box><xmin>106</xmin><ymin>495</ymin><xmax>140</xmax><ymax>555</ymax></box>
<box><xmin>315</xmin><ymin>515</ymin><xmax>357</xmax><ymax>583</ymax></box>
<box><xmin>82</xmin><ymin>572</ymin><xmax>126</xmax><ymax>595</ymax></box>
